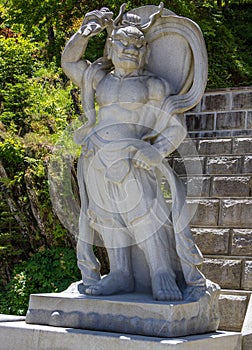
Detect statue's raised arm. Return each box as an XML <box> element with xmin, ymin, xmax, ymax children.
<box><xmin>61</xmin><ymin>7</ymin><xmax>113</xmax><ymax>87</ymax></box>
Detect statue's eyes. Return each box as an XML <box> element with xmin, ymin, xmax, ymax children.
<box><xmin>118</xmin><ymin>40</ymin><xmax>144</xmax><ymax>49</ymax></box>
<box><xmin>120</xmin><ymin>40</ymin><xmax>128</xmax><ymax>46</ymax></box>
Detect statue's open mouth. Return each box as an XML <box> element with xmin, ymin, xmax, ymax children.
<box><xmin>121</xmin><ymin>53</ymin><xmax>138</xmax><ymax>62</ymax></box>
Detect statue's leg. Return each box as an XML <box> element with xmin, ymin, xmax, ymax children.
<box><xmin>84</xmin><ymin>227</ymin><xmax>134</xmax><ymax>296</ymax></box>
<box><xmin>137</xmin><ymin>225</ymin><xmax>183</xmax><ymax>301</ymax></box>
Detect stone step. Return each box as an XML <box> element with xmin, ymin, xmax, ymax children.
<box><xmin>211</xmin><ymin>175</ymin><xmax>252</xmax><ymax>197</ymax></box>
<box><xmin>168</xmin><ymin>155</ymin><xmax>252</xmax><ymax>177</ymax></box>
<box><xmin>0</xmin><ymin>320</ymin><xmax>242</xmax><ymax>350</ymax></box>
<box><xmin>186</xmin><ymin>112</ymin><xmax>252</xmax><ymax>138</ymax></box>
<box><xmin>166</xmin><ymin>197</ymin><xmax>252</xmax><ymax>227</ymax></box>
<box><xmin>199</xmin><ymin>256</ymin><xmax>252</xmax><ymax>291</ymax></box>
<box><xmin>185</xmin><ymin>87</ymin><xmax>252</xmax><ymax>139</ymax></box>
<box><xmin>205</xmin><ymin>155</ymin><xmax>252</xmax><ymax>175</ymax></box>
<box><xmin>184</xmin><ymin>198</ymin><xmax>252</xmax><ymax>227</ymax></box>
<box><xmin>191</xmin><ymin>228</ymin><xmax>252</xmax><ymax>257</ymax></box>
<box><xmin>218</xmin><ymin>290</ymin><xmax>251</xmax><ymax>332</ymax></box>
<box><xmin>172</xmin><ymin>174</ymin><xmax>252</xmax><ymax>198</ymax></box>
<box><xmin>173</xmin><ymin>136</ymin><xmax>252</xmax><ymax>157</ymax></box>
<box><xmin>169</xmin><ymin>154</ymin><xmax>252</xmax><ymax>176</ymax></box>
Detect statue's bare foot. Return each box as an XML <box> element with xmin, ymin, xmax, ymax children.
<box><xmin>84</xmin><ymin>271</ymin><xmax>134</xmax><ymax>296</ymax></box>
<box><xmin>183</xmin><ymin>285</ymin><xmax>206</xmax><ymax>301</ymax></box>
<box><xmin>152</xmin><ymin>271</ymin><xmax>182</xmax><ymax>301</ymax></box>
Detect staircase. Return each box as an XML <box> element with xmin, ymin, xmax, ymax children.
<box><xmin>166</xmin><ymin>87</ymin><xmax>252</xmax><ymax>349</ymax></box>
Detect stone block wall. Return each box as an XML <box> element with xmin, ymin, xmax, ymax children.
<box><xmin>167</xmin><ymin>86</ymin><xmax>252</xmax><ymax>293</ymax></box>
<box><xmin>185</xmin><ymin>86</ymin><xmax>252</xmax><ymax>138</ymax></box>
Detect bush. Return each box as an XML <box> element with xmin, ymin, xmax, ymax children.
<box><xmin>0</xmin><ymin>247</ymin><xmax>81</xmax><ymax>315</ymax></box>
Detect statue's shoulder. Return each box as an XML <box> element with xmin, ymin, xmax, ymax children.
<box><xmin>87</xmin><ymin>58</ymin><xmax>112</xmax><ymax>90</ymax></box>
<box><xmin>127</xmin><ymin>4</ymin><xmax>207</xmax><ymax>111</ymax></box>
<box><xmin>144</xmin><ymin>70</ymin><xmax>171</xmax><ymax>100</ymax></box>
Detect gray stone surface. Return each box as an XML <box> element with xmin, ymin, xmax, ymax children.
<box><xmin>218</xmin><ymin>294</ymin><xmax>248</xmax><ymax>331</ymax></box>
<box><xmin>173</xmin><ymin>157</ymin><xmax>205</xmax><ymax>176</ymax></box>
<box><xmin>188</xmin><ymin>199</ymin><xmax>219</xmax><ymax>226</ymax></box>
<box><xmin>206</xmin><ymin>156</ymin><xmax>242</xmax><ymax>175</ymax></box>
<box><xmin>176</xmin><ymin>138</ymin><xmax>198</xmax><ymax>157</ymax></box>
<box><xmin>201</xmin><ymin>258</ymin><xmax>242</xmax><ymax>289</ymax></box>
<box><xmin>181</xmin><ymin>176</ymin><xmax>210</xmax><ymax>197</ymax></box>
<box><xmin>202</xmin><ymin>93</ymin><xmax>231</xmax><ymax>112</ymax></box>
<box><xmin>233</xmin><ymin>137</ymin><xmax>252</xmax><ymax>154</ymax></box>
<box><xmin>198</xmin><ymin>139</ymin><xmax>232</xmax><ymax>155</ymax></box>
<box><xmin>243</xmin><ymin>155</ymin><xmax>252</xmax><ymax>173</ymax></box>
<box><xmin>191</xmin><ymin>228</ymin><xmax>230</xmax><ymax>255</ymax></box>
<box><xmin>26</xmin><ymin>285</ymin><xmax>220</xmax><ymax>338</ymax></box>
<box><xmin>216</xmin><ymin>111</ymin><xmax>246</xmax><ymax>130</ymax></box>
<box><xmin>185</xmin><ymin>88</ymin><xmax>252</xmax><ymax>138</ymax></box>
<box><xmin>242</xmin><ymin>261</ymin><xmax>252</xmax><ymax>290</ymax></box>
<box><xmin>220</xmin><ymin>199</ymin><xmax>252</xmax><ymax>227</ymax></box>
<box><xmin>211</xmin><ymin>176</ymin><xmax>252</xmax><ymax>197</ymax></box>
<box><xmin>243</xmin><ymin>334</ymin><xmax>252</xmax><ymax>350</ymax></box>
<box><xmin>0</xmin><ymin>321</ymin><xmax>242</xmax><ymax>350</ymax></box>
<box><xmin>242</xmin><ymin>294</ymin><xmax>252</xmax><ymax>350</ymax></box>
<box><xmin>0</xmin><ymin>314</ymin><xmax>25</xmax><ymax>322</ymax></box>
<box><xmin>247</xmin><ymin>111</ymin><xmax>252</xmax><ymax>129</ymax></box>
<box><xmin>232</xmin><ymin>92</ymin><xmax>252</xmax><ymax>110</ymax></box>
<box><xmin>186</xmin><ymin>113</ymin><xmax>214</xmax><ymax>131</ymax></box>
<box><xmin>231</xmin><ymin>229</ymin><xmax>252</xmax><ymax>256</ymax></box>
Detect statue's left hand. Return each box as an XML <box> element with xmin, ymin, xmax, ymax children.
<box><xmin>133</xmin><ymin>146</ymin><xmax>163</xmax><ymax>170</ymax></box>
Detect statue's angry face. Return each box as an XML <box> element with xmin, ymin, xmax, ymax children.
<box><xmin>109</xmin><ymin>26</ymin><xmax>148</xmax><ymax>71</ymax></box>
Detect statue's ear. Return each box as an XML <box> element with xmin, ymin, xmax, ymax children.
<box><xmin>145</xmin><ymin>44</ymin><xmax>151</xmax><ymax>65</ymax></box>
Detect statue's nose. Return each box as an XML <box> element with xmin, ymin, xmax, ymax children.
<box><xmin>124</xmin><ymin>46</ymin><xmax>138</xmax><ymax>55</ymax></box>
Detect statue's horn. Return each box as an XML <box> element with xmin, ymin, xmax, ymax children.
<box><xmin>142</xmin><ymin>2</ymin><xmax>164</xmax><ymax>31</ymax></box>
<box><xmin>113</xmin><ymin>3</ymin><xmax>127</xmax><ymax>28</ymax></box>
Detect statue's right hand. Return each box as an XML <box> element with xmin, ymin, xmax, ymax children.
<box><xmin>79</xmin><ymin>8</ymin><xmax>113</xmax><ymax>37</ymax></box>
<box><xmin>80</xmin><ymin>22</ymin><xmax>102</xmax><ymax>37</ymax></box>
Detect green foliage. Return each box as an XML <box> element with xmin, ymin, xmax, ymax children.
<box><xmin>0</xmin><ymin>34</ymin><xmax>80</xmax><ymax>291</ymax></box>
<box><xmin>223</xmin><ymin>3</ymin><xmax>252</xmax><ymax>86</ymax></box>
<box><xmin>0</xmin><ymin>198</ymin><xmax>29</xmax><ymax>286</ymax></box>
<box><xmin>0</xmin><ymin>37</ymin><xmax>76</xmax><ymax>135</ymax></box>
<box><xmin>195</xmin><ymin>2</ymin><xmax>252</xmax><ymax>88</ymax></box>
<box><xmin>1</xmin><ymin>0</ymin><xmax>252</xmax><ymax>87</ymax></box>
<box><xmin>0</xmin><ymin>37</ymin><xmax>39</xmax><ymax>84</ymax></box>
<box><xmin>0</xmin><ymin>136</ymin><xmax>24</xmax><ymax>173</ymax></box>
<box><xmin>0</xmin><ymin>37</ymin><xmax>41</xmax><ymax>132</ymax></box>
<box><xmin>0</xmin><ymin>247</ymin><xmax>81</xmax><ymax>315</ymax></box>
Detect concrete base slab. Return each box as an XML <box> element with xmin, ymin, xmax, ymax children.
<box><xmin>0</xmin><ymin>314</ymin><xmax>25</xmax><ymax>322</ymax></box>
<box><xmin>25</xmin><ymin>288</ymin><xmax>220</xmax><ymax>338</ymax></box>
<box><xmin>242</xmin><ymin>293</ymin><xmax>252</xmax><ymax>350</ymax></box>
<box><xmin>0</xmin><ymin>321</ymin><xmax>242</xmax><ymax>350</ymax></box>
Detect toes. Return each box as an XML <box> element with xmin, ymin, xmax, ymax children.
<box><xmin>172</xmin><ymin>289</ymin><xmax>183</xmax><ymax>301</ymax></box>
<box><xmin>155</xmin><ymin>288</ymin><xmax>182</xmax><ymax>301</ymax></box>
<box><xmin>85</xmin><ymin>286</ymin><xmax>101</xmax><ymax>296</ymax></box>
<box><xmin>152</xmin><ymin>273</ymin><xmax>183</xmax><ymax>301</ymax></box>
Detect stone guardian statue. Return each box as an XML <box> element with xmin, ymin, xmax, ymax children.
<box><xmin>61</xmin><ymin>3</ymin><xmax>209</xmax><ymax>302</ymax></box>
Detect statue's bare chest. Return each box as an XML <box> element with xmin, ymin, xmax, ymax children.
<box><xmin>96</xmin><ymin>74</ymin><xmax>149</xmax><ymax>108</ymax></box>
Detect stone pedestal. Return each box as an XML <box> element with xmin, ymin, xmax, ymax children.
<box><xmin>26</xmin><ymin>287</ymin><xmax>220</xmax><ymax>338</ymax></box>
<box><xmin>0</xmin><ymin>320</ymin><xmax>242</xmax><ymax>350</ymax></box>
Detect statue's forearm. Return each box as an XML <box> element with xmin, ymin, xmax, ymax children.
<box><xmin>61</xmin><ymin>32</ymin><xmax>90</xmax><ymax>86</ymax></box>
<box><xmin>153</xmin><ymin>122</ymin><xmax>187</xmax><ymax>158</ymax></box>
<box><xmin>61</xmin><ymin>31</ymin><xmax>89</xmax><ymax>63</ymax></box>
